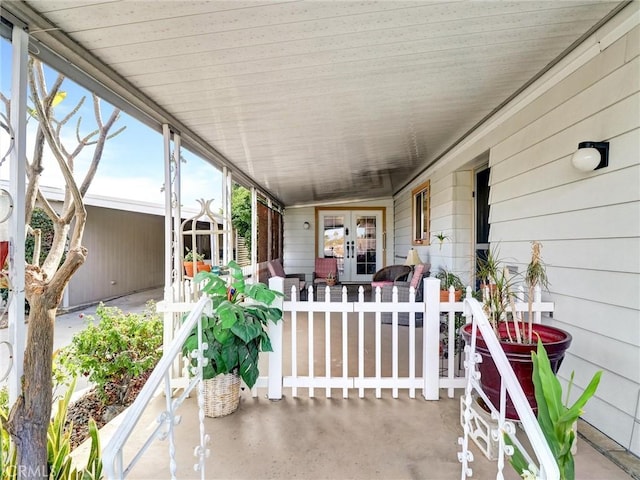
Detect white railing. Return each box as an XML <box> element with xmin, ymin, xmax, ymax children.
<box><xmin>458</xmin><ymin>297</ymin><xmax>559</xmax><ymax>480</ymax></box>
<box><xmin>102</xmin><ymin>295</ymin><xmax>212</xmax><ymax>480</ymax></box>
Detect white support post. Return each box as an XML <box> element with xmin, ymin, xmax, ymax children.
<box><xmin>163</xmin><ymin>126</ymin><xmax>183</xmax><ymax>385</ymax></box>
<box><xmin>267</xmin><ymin>277</ymin><xmax>284</xmax><ymax>400</ymax></box>
<box><xmin>251</xmin><ymin>187</ymin><xmax>258</xmax><ymax>281</ymax></box>
<box><xmin>7</xmin><ymin>26</ymin><xmax>28</xmax><ymax>407</ymax></box>
<box><xmin>173</xmin><ymin>133</ymin><xmax>182</xmax><ymax>294</ymax></box>
<box><xmin>423</xmin><ymin>277</ymin><xmax>440</xmax><ymax>400</ymax></box>
<box><xmin>162</xmin><ymin>124</ymin><xmax>173</xmax><ymax>303</ymax></box>
<box><xmin>222</xmin><ymin>167</ymin><xmax>232</xmax><ymax>266</ymax></box>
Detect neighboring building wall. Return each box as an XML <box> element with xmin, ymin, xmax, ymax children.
<box><xmin>65</xmin><ymin>205</ymin><xmax>164</xmax><ymax>308</ymax></box>
<box><xmin>393</xmin><ymin>6</ymin><xmax>639</xmax><ymax>455</ymax></box>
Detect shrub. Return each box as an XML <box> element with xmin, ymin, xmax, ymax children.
<box><xmin>61</xmin><ymin>301</ymin><xmax>162</xmax><ymax>403</ymax></box>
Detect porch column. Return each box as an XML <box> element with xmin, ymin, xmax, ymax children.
<box><xmin>222</xmin><ymin>167</ymin><xmax>232</xmax><ymax>265</ymax></box>
<box><xmin>423</xmin><ymin>277</ymin><xmax>441</xmax><ymax>400</ymax></box>
<box><xmin>251</xmin><ymin>186</ymin><xmax>258</xmax><ymax>281</ymax></box>
<box><xmin>7</xmin><ymin>25</ymin><xmax>28</xmax><ymax>407</ymax></box>
<box><xmin>267</xmin><ymin>276</ymin><xmax>284</xmax><ymax>400</ymax></box>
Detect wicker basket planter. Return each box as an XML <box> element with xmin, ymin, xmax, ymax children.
<box><xmin>203</xmin><ymin>372</ymin><xmax>241</xmax><ymax>418</ymax></box>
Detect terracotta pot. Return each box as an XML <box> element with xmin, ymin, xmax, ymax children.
<box><xmin>440</xmin><ymin>289</ymin><xmax>462</xmax><ymax>302</ymax></box>
<box><xmin>198</xmin><ymin>263</ymin><xmax>211</xmax><ymax>273</ymax></box>
<box><xmin>461</xmin><ymin>322</ymin><xmax>572</xmax><ymax>420</ymax></box>
<box><xmin>183</xmin><ymin>261</ymin><xmax>205</xmax><ymax>277</ymax></box>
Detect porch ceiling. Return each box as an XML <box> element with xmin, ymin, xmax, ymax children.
<box><xmin>6</xmin><ymin>1</ymin><xmax>625</xmax><ymax>206</ymax></box>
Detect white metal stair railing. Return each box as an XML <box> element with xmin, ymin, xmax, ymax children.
<box><xmin>102</xmin><ymin>295</ymin><xmax>212</xmax><ymax>480</ymax></box>
<box><xmin>458</xmin><ymin>297</ymin><xmax>559</xmax><ymax>480</ymax></box>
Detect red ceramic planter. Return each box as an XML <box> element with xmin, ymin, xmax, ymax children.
<box><xmin>461</xmin><ymin>322</ymin><xmax>572</xmax><ymax>420</ymax></box>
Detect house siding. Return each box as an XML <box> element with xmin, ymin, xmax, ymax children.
<box><xmin>393</xmin><ymin>6</ymin><xmax>640</xmax><ymax>455</ymax></box>
<box><xmin>284</xmin><ymin>199</ymin><xmax>394</xmax><ymax>281</ymax></box>
<box><xmin>65</xmin><ymin>206</ymin><xmax>164</xmax><ymax>308</ymax></box>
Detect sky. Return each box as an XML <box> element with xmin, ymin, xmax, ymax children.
<box><xmin>0</xmin><ymin>36</ymin><xmax>223</xmax><ymax>213</ymax></box>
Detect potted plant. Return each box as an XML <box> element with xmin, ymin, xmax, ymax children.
<box><xmin>435</xmin><ymin>267</ymin><xmax>464</xmax><ymax>301</ymax></box>
<box><xmin>325</xmin><ymin>271</ymin><xmax>337</xmax><ymax>287</ymax></box>
<box><xmin>461</xmin><ymin>242</ymin><xmax>572</xmax><ymax>420</ymax></box>
<box><xmin>508</xmin><ymin>339</ymin><xmax>602</xmax><ymax>480</ymax></box>
<box><xmin>182</xmin><ymin>261</ymin><xmax>283</xmax><ymax>417</ymax></box>
<box><xmin>183</xmin><ymin>249</ymin><xmax>210</xmax><ymax>277</ymax></box>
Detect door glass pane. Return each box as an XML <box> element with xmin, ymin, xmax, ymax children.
<box><xmin>355</xmin><ymin>215</ymin><xmax>377</xmax><ymax>275</ymax></box>
<box><xmin>323</xmin><ymin>216</ymin><xmax>345</xmax><ymax>277</ymax></box>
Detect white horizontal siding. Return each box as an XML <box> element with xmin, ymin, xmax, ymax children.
<box><xmin>284</xmin><ymin>199</ymin><xmax>394</xmax><ymax>279</ymax></box>
<box><xmin>392</xmin><ymin>8</ymin><xmax>640</xmax><ymax>455</ymax></box>
<box><xmin>488</xmin><ymin>18</ymin><xmax>640</xmax><ymax>455</ymax></box>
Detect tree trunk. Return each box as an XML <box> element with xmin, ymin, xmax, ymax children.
<box><xmin>6</xmin><ymin>249</ymin><xmax>86</xmax><ymax>478</ymax></box>
<box><xmin>6</xmin><ymin>287</ymin><xmax>57</xmax><ymax>478</ymax></box>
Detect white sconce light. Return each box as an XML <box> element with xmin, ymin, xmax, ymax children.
<box><xmin>571</xmin><ymin>141</ymin><xmax>609</xmax><ymax>172</ymax></box>
<box><xmin>303</xmin><ymin>221</ymin><xmax>310</xmax><ymax>230</ymax></box>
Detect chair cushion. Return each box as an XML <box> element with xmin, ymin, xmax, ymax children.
<box><xmin>410</xmin><ymin>264</ymin><xmax>427</xmax><ymax>289</ymax></box>
<box><xmin>267</xmin><ymin>260</ymin><xmax>286</xmax><ymax>278</ymax></box>
<box><xmin>372</xmin><ymin>280</ymin><xmax>394</xmax><ymax>288</ymax></box>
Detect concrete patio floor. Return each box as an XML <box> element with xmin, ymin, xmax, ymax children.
<box><xmin>85</xmin><ymin>387</ymin><xmax>632</xmax><ymax>480</ymax></box>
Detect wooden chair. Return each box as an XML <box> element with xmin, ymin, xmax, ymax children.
<box><xmin>266</xmin><ymin>259</ymin><xmax>306</xmax><ymax>300</ymax></box>
<box><xmin>312</xmin><ymin>258</ymin><xmax>339</xmax><ymax>285</ymax></box>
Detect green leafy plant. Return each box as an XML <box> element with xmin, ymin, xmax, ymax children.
<box><xmin>435</xmin><ymin>267</ymin><xmax>464</xmax><ymax>291</ymax></box>
<box><xmin>183</xmin><ymin>260</ymin><xmax>283</xmax><ymax>388</ymax></box>
<box><xmin>1</xmin><ymin>381</ymin><xmax>102</xmax><ymax>480</ymax></box>
<box><xmin>477</xmin><ymin>244</ymin><xmax>543</xmax><ymax>343</ymax></box>
<box><xmin>433</xmin><ymin>232</ymin><xmax>450</xmax><ymax>250</ymax></box>
<box><xmin>508</xmin><ymin>339</ymin><xmax>602</xmax><ymax>480</ymax></box>
<box><xmin>60</xmin><ymin>301</ymin><xmax>162</xmax><ymax>403</ymax></box>
<box><xmin>184</xmin><ymin>248</ymin><xmax>205</xmax><ymax>262</ymax></box>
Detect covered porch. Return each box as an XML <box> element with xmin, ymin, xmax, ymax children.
<box><xmin>1</xmin><ymin>0</ymin><xmax>638</xmax><ymax>477</ymax></box>
<box><xmin>74</xmin><ymin>308</ymin><xmax>632</xmax><ymax>479</ymax></box>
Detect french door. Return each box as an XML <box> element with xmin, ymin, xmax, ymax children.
<box><xmin>317</xmin><ymin>209</ymin><xmax>383</xmax><ymax>282</ymax></box>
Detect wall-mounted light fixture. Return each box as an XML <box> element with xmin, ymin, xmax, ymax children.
<box><xmin>303</xmin><ymin>221</ymin><xmax>310</xmax><ymax>230</ymax></box>
<box><xmin>571</xmin><ymin>141</ymin><xmax>609</xmax><ymax>172</ymax></box>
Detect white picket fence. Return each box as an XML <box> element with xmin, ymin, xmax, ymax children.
<box><xmin>100</xmin><ymin>275</ymin><xmax>555</xmax><ymax>478</ymax></box>
<box><xmin>263</xmin><ymin>277</ymin><xmax>551</xmax><ymax>402</ymax></box>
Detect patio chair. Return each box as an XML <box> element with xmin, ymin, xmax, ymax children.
<box><xmin>312</xmin><ymin>258</ymin><xmax>339</xmax><ymax>286</ymax></box>
<box><xmin>371</xmin><ymin>264</ymin><xmax>411</xmax><ymax>289</ymax></box>
<box><xmin>378</xmin><ymin>263</ymin><xmax>430</xmax><ymax>326</ymax></box>
<box><xmin>266</xmin><ymin>259</ymin><xmax>306</xmax><ymax>300</ymax></box>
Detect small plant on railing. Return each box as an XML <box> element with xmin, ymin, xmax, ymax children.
<box><xmin>183</xmin><ymin>261</ymin><xmax>283</xmax><ymax>389</ymax></box>
<box><xmin>507</xmin><ymin>339</ymin><xmax>602</xmax><ymax>480</ymax></box>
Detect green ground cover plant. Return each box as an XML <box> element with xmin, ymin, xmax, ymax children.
<box><xmin>58</xmin><ymin>301</ymin><xmax>162</xmax><ymax>404</ymax></box>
